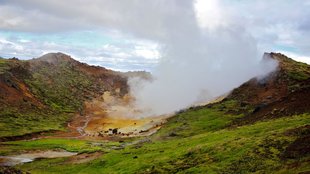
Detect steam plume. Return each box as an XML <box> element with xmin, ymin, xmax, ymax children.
<box><xmin>126</xmin><ymin>0</ymin><xmax>277</xmax><ymax>116</ymax></box>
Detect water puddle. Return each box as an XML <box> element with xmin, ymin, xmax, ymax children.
<box><xmin>0</xmin><ymin>150</ymin><xmax>78</xmax><ymax>166</ymax></box>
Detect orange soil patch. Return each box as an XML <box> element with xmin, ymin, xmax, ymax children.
<box><xmin>85</xmin><ymin>115</ymin><xmax>167</xmax><ymax>137</ymax></box>
<box><xmin>55</xmin><ymin>94</ymin><xmax>168</xmax><ymax>139</ymax></box>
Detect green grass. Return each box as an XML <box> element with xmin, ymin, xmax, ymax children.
<box><xmin>280</xmin><ymin>55</ymin><xmax>310</xmax><ymax>81</ymax></box>
<box><xmin>0</xmin><ymin>58</ymin><xmax>6</xmax><ymax>64</ymax></box>
<box><xmin>0</xmin><ymin>138</ymin><xmax>120</xmax><ymax>155</ymax></box>
<box><xmin>0</xmin><ymin>58</ymin><xmax>9</xmax><ymax>74</ymax></box>
<box><xmin>24</xmin><ymin>61</ymin><xmax>93</xmax><ymax>112</ymax></box>
<box><xmin>287</xmin><ymin>71</ymin><xmax>309</xmax><ymax>81</ymax></box>
<box><xmin>0</xmin><ymin>108</ymin><xmax>70</xmax><ymax>137</ymax></box>
<box><xmin>4</xmin><ymin>105</ymin><xmax>308</xmax><ymax>174</ymax></box>
<box><xmin>153</xmin><ymin>102</ymin><xmax>243</xmax><ymax>139</ymax></box>
<box><xmin>91</xmin><ymin>114</ymin><xmax>309</xmax><ymax>174</ymax></box>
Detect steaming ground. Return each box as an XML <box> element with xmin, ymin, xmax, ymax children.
<box><xmin>129</xmin><ymin>54</ymin><xmax>277</xmax><ymax>117</ymax></box>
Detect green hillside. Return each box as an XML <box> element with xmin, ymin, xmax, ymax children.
<box><xmin>0</xmin><ymin>53</ymin><xmax>128</xmax><ymax>138</ymax></box>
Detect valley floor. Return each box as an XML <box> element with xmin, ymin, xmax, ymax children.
<box><xmin>0</xmin><ymin>99</ymin><xmax>309</xmax><ymax>173</ymax></box>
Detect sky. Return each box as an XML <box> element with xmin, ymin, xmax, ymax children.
<box><xmin>0</xmin><ymin>0</ymin><xmax>310</xmax><ymax>72</ymax></box>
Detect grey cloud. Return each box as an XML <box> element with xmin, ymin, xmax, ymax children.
<box><xmin>0</xmin><ymin>36</ymin><xmax>158</xmax><ymax>71</ymax></box>
<box><xmin>226</xmin><ymin>0</ymin><xmax>310</xmax><ymax>55</ymax></box>
<box><xmin>1</xmin><ymin>0</ymin><xmax>310</xmax><ymax>54</ymax></box>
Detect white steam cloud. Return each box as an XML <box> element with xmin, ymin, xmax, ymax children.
<box><xmin>127</xmin><ymin>0</ymin><xmax>277</xmax><ymax>116</ymax></box>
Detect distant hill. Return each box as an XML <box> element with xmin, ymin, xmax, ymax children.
<box><xmin>0</xmin><ymin>53</ymin><xmax>128</xmax><ymax>138</ymax></box>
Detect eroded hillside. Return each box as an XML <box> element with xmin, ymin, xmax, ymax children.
<box><xmin>0</xmin><ymin>53</ymin><xmax>128</xmax><ymax>138</ymax></box>
<box><xmin>227</xmin><ymin>53</ymin><xmax>310</xmax><ymax>125</ymax></box>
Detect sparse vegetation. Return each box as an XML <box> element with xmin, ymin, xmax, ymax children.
<box><xmin>273</xmin><ymin>53</ymin><xmax>310</xmax><ymax>81</ymax></box>
<box><xmin>287</xmin><ymin>71</ymin><xmax>309</xmax><ymax>81</ymax></box>
<box><xmin>24</xmin><ymin>61</ymin><xmax>93</xmax><ymax>112</ymax></box>
<box><xmin>0</xmin><ymin>58</ymin><xmax>9</xmax><ymax>74</ymax></box>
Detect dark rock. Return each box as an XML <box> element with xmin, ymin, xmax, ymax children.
<box><xmin>0</xmin><ymin>166</ymin><xmax>24</xmax><ymax>174</ymax></box>
<box><xmin>168</xmin><ymin>132</ymin><xmax>178</xmax><ymax>137</ymax></box>
<box><xmin>252</xmin><ymin>103</ymin><xmax>267</xmax><ymax>113</ymax></box>
<box><xmin>282</xmin><ymin>135</ymin><xmax>310</xmax><ymax>159</ymax></box>
<box><xmin>139</xmin><ymin>130</ymin><xmax>149</xmax><ymax>133</ymax></box>
<box><xmin>240</xmin><ymin>102</ymin><xmax>248</xmax><ymax>107</ymax></box>
<box><xmin>112</xmin><ymin>128</ymin><xmax>118</xmax><ymax>134</ymax></box>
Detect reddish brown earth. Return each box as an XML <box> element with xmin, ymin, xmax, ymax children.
<box><xmin>0</xmin><ymin>53</ymin><xmax>129</xmax><ymax>111</ymax></box>
<box><xmin>0</xmin><ymin>60</ymin><xmax>44</xmax><ymax>110</ymax></box>
<box><xmin>228</xmin><ymin>53</ymin><xmax>310</xmax><ymax>125</ymax></box>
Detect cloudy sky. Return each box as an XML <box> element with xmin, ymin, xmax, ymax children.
<box><xmin>0</xmin><ymin>0</ymin><xmax>309</xmax><ymax>71</ymax></box>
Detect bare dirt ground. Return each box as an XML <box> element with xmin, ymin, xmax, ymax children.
<box><xmin>53</xmin><ymin>92</ymin><xmax>169</xmax><ymax>140</ymax></box>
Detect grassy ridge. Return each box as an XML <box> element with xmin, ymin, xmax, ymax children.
<box><xmin>276</xmin><ymin>53</ymin><xmax>310</xmax><ymax>81</ymax></box>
